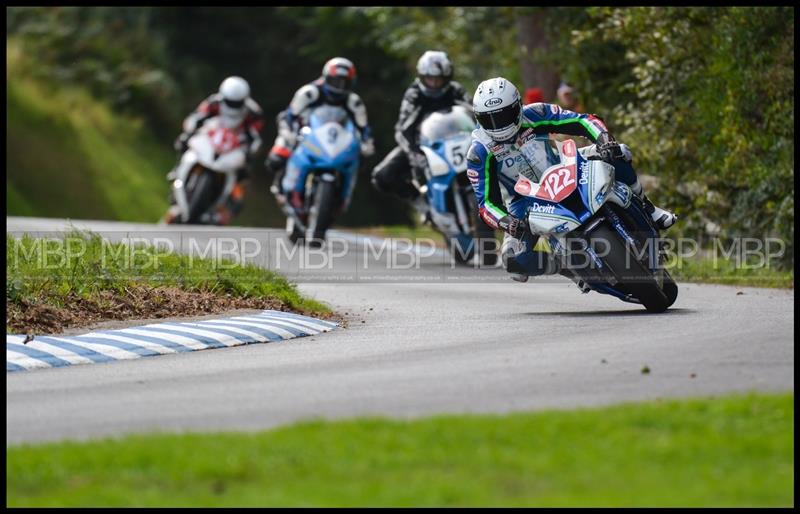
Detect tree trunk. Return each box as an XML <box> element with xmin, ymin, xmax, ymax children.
<box><xmin>516</xmin><ymin>12</ymin><xmax>560</xmax><ymax>103</ymax></box>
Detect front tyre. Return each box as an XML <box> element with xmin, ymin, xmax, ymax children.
<box><xmin>661</xmin><ymin>269</ymin><xmax>679</xmax><ymax>308</ymax></box>
<box><xmin>589</xmin><ymin>223</ymin><xmax>670</xmax><ymax>313</ymax></box>
<box><xmin>307</xmin><ymin>178</ymin><xmax>337</xmax><ymax>247</ymax></box>
<box><xmin>186</xmin><ymin>168</ymin><xmax>218</xmax><ymax>224</ymax></box>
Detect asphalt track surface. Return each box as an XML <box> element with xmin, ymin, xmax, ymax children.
<box><xmin>6</xmin><ymin>217</ymin><xmax>794</xmax><ymax>444</ymax></box>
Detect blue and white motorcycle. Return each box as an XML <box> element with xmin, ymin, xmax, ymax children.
<box><xmin>279</xmin><ymin>104</ymin><xmax>361</xmax><ymax>245</ymax></box>
<box><xmin>417</xmin><ymin>106</ymin><xmax>498</xmax><ymax>265</ymax></box>
<box><xmin>513</xmin><ymin>137</ymin><xmax>678</xmax><ymax>312</ymax></box>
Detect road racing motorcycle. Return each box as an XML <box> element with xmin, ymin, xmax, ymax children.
<box><xmin>514</xmin><ymin>137</ymin><xmax>678</xmax><ymax>312</ymax></box>
<box><xmin>417</xmin><ymin>105</ymin><xmax>498</xmax><ymax>265</ymax></box>
<box><xmin>165</xmin><ymin>116</ymin><xmax>246</xmax><ymax>225</ymax></box>
<box><xmin>277</xmin><ymin>104</ymin><xmax>361</xmax><ymax>247</ymax></box>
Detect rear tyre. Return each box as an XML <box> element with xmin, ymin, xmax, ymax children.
<box><xmin>589</xmin><ymin>223</ymin><xmax>670</xmax><ymax>313</ymax></box>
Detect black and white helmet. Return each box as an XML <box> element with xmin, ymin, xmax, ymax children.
<box><xmin>219</xmin><ymin>76</ymin><xmax>250</xmax><ymax>118</ymax></box>
<box><xmin>416</xmin><ymin>50</ymin><xmax>453</xmax><ymax>98</ymax></box>
<box><xmin>473</xmin><ymin>77</ymin><xmax>522</xmax><ymax>142</ymax></box>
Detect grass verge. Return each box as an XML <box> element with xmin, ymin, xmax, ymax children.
<box><xmin>7</xmin><ymin>40</ymin><xmax>173</xmax><ymax>223</ymax></box>
<box><xmin>6</xmin><ymin>231</ymin><xmax>330</xmax><ymax>334</ymax></box>
<box><xmin>6</xmin><ymin>392</ymin><xmax>793</xmax><ymax>507</ymax></box>
<box><xmin>667</xmin><ymin>255</ymin><xmax>793</xmax><ymax>289</ymax></box>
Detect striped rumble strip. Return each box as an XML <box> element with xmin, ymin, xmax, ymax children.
<box><xmin>7</xmin><ymin>310</ymin><xmax>337</xmax><ymax>373</ymax></box>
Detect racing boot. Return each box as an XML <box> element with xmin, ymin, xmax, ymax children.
<box><xmin>163</xmin><ymin>204</ymin><xmax>181</xmax><ymax>224</ymax></box>
<box><xmin>643</xmin><ymin>197</ymin><xmax>678</xmax><ymax>231</ymax></box>
<box><xmin>632</xmin><ymin>180</ymin><xmax>677</xmax><ymax>230</ymax></box>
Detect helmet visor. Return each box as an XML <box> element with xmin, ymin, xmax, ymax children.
<box><xmin>475</xmin><ymin>100</ymin><xmax>521</xmax><ymax>132</ymax></box>
<box><xmin>224</xmin><ymin>98</ymin><xmax>245</xmax><ymax>109</ymax></box>
<box><xmin>325</xmin><ymin>75</ymin><xmax>352</xmax><ymax>93</ymax></box>
<box><xmin>421</xmin><ymin>75</ymin><xmax>446</xmax><ymax>91</ymax></box>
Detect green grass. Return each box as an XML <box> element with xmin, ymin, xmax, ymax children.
<box><xmin>6</xmin><ymin>40</ymin><xmax>173</xmax><ymax>222</ymax></box>
<box><xmin>6</xmin><ymin>392</ymin><xmax>793</xmax><ymax>507</ymax></box>
<box><xmin>667</xmin><ymin>255</ymin><xmax>793</xmax><ymax>289</ymax></box>
<box><xmin>6</xmin><ymin>231</ymin><xmax>329</xmax><ymax>317</ymax></box>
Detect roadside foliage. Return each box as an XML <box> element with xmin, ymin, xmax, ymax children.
<box><xmin>6</xmin><ymin>6</ymin><xmax>794</xmax><ymax>268</ymax></box>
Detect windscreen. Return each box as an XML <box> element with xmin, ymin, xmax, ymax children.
<box><xmin>419</xmin><ymin>106</ymin><xmax>476</xmax><ymax>146</ymax></box>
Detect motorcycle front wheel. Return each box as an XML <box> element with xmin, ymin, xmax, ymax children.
<box><xmin>307</xmin><ymin>178</ymin><xmax>338</xmax><ymax>247</ymax></box>
<box><xmin>588</xmin><ymin>223</ymin><xmax>671</xmax><ymax>313</ymax></box>
<box><xmin>186</xmin><ymin>167</ymin><xmax>220</xmax><ymax>224</ymax></box>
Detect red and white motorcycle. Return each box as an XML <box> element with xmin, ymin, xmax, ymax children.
<box><xmin>165</xmin><ymin>116</ymin><xmax>246</xmax><ymax>224</ymax></box>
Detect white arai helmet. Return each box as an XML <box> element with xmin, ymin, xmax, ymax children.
<box><xmin>472</xmin><ymin>77</ymin><xmax>522</xmax><ymax>142</ymax></box>
<box><xmin>218</xmin><ymin>76</ymin><xmax>250</xmax><ymax>119</ymax></box>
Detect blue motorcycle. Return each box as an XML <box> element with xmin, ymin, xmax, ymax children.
<box><xmin>280</xmin><ymin>104</ymin><xmax>361</xmax><ymax>245</ymax></box>
<box><xmin>513</xmin><ymin>136</ymin><xmax>678</xmax><ymax>312</ymax></box>
<box><xmin>417</xmin><ymin>106</ymin><xmax>498</xmax><ymax>265</ymax></box>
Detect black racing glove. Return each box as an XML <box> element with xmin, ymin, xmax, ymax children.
<box><xmin>596</xmin><ymin>132</ymin><xmax>624</xmax><ymax>164</ymax></box>
<box><xmin>498</xmin><ymin>215</ymin><xmax>529</xmax><ymax>239</ymax></box>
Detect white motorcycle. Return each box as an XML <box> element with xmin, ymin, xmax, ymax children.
<box><xmin>165</xmin><ymin>116</ymin><xmax>246</xmax><ymax>224</ymax></box>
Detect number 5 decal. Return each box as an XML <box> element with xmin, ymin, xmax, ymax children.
<box><xmin>450</xmin><ymin>144</ymin><xmax>465</xmax><ymax>167</ymax></box>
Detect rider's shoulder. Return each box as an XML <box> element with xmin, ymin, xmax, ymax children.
<box><xmin>296</xmin><ymin>83</ymin><xmax>321</xmax><ymax>101</ymax></box>
<box><xmin>471</xmin><ymin>127</ymin><xmax>494</xmax><ymax>147</ymax></box>
<box><xmin>201</xmin><ymin>93</ymin><xmax>222</xmax><ymax>107</ymax></box>
<box><xmin>467</xmin><ymin>130</ymin><xmax>491</xmax><ymax>162</ymax></box>
<box><xmin>402</xmin><ymin>82</ymin><xmax>423</xmax><ymax>102</ymax></box>
<box><xmin>245</xmin><ymin>97</ymin><xmax>264</xmax><ymax>114</ymax></box>
<box><xmin>197</xmin><ymin>94</ymin><xmax>221</xmax><ymax>114</ymax></box>
<box><xmin>521</xmin><ymin>102</ymin><xmax>554</xmax><ymax>120</ymax></box>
